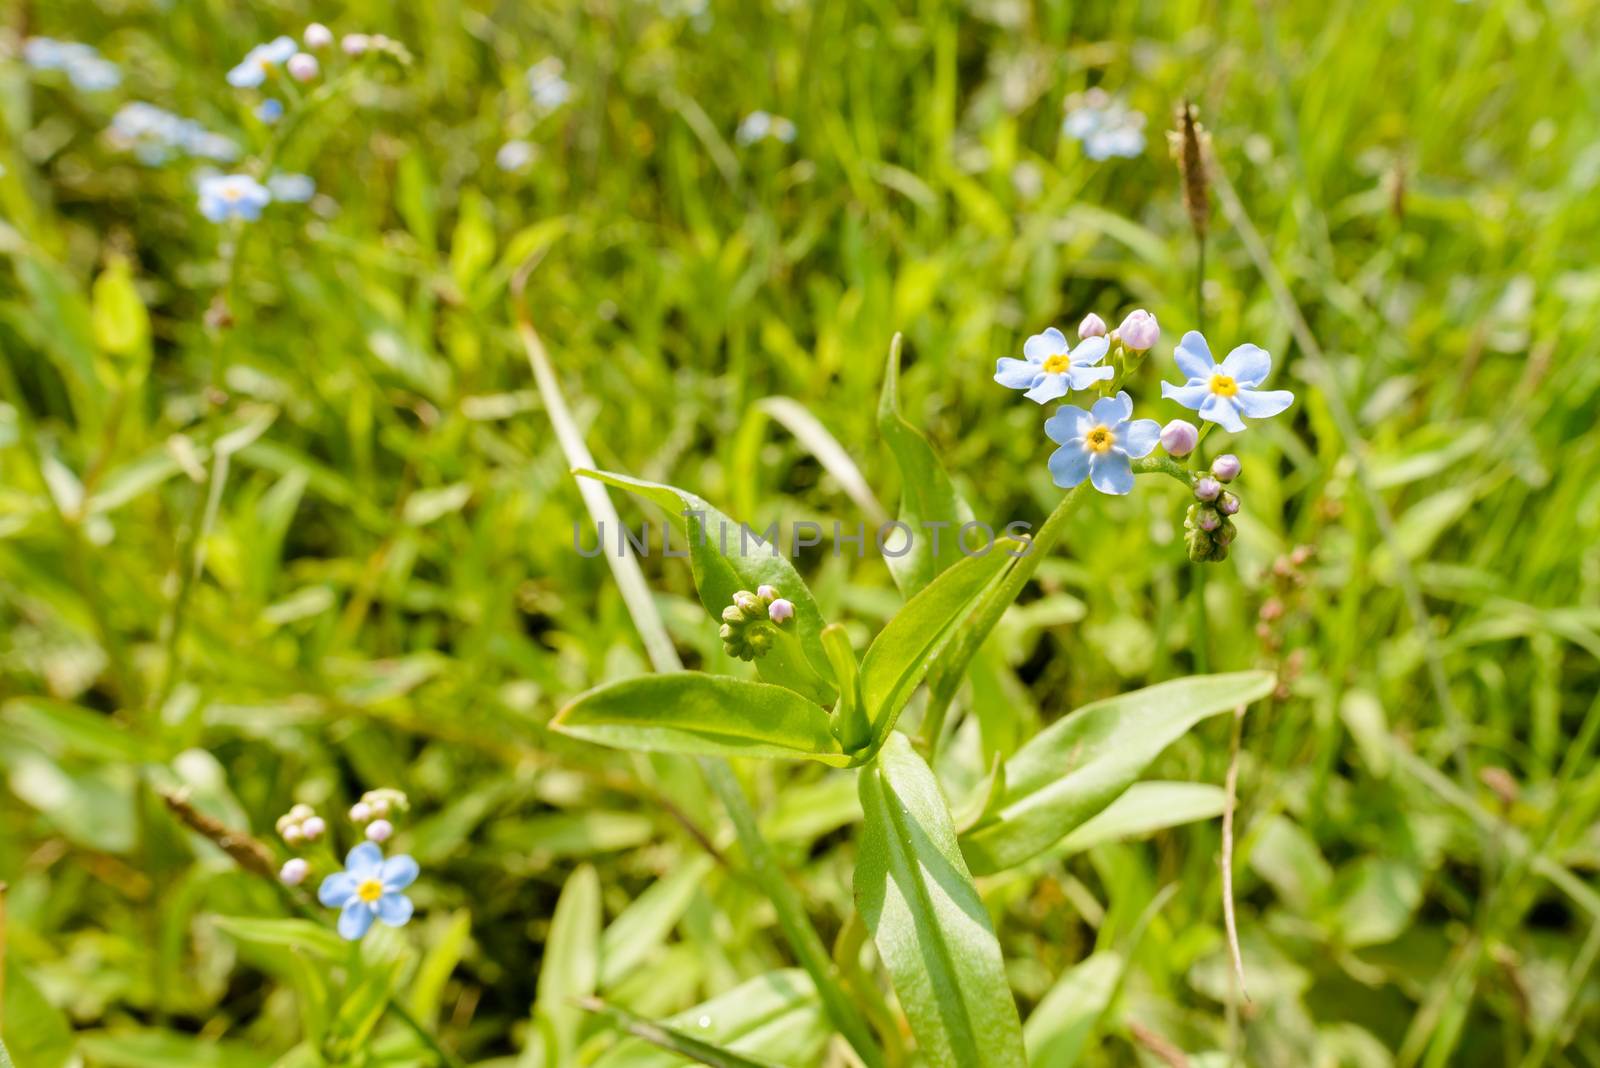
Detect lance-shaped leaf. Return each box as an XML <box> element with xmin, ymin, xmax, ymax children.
<box><xmin>554</xmin><ymin>673</ymin><xmax>848</xmax><ymax>765</ymax></box>
<box><xmin>855</xmin><ymin>543</ymin><xmax>1019</xmax><ymax>758</ymax></box>
<box><xmin>590</xmin><ymin>970</ymin><xmax>826</xmax><ymax>1068</ymax></box>
<box><xmin>960</xmin><ymin>672</ymin><xmax>1275</xmax><ymax>874</ymax></box>
<box><xmin>856</xmin><ymin>734</ymin><xmax>1027</xmax><ymax>1068</ymax></box>
<box><xmin>878</xmin><ymin>333</ymin><xmax>974</xmax><ymax>596</ymax></box>
<box><xmin>576</xmin><ymin>469</ymin><xmax>835</xmax><ymax>705</ymax></box>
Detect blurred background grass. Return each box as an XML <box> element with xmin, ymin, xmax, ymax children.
<box><xmin>3</xmin><ymin>0</ymin><xmax>1600</xmax><ymax>1065</ymax></box>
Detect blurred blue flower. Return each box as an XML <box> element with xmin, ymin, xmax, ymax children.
<box><xmin>111</xmin><ymin>104</ymin><xmax>242</xmax><ymax>165</ymax></box>
<box><xmin>24</xmin><ymin>38</ymin><xmax>122</xmax><ymax>91</ymax></box>
<box><xmin>527</xmin><ymin>58</ymin><xmax>572</xmax><ymax>113</ymax></box>
<box><xmin>227</xmin><ymin>36</ymin><xmax>298</xmax><ymax>88</ymax></box>
<box><xmin>256</xmin><ymin>98</ymin><xmax>284</xmax><ymax>124</ymax></box>
<box><xmin>1061</xmin><ymin>88</ymin><xmax>1146</xmax><ymax>161</ymax></box>
<box><xmin>1160</xmin><ymin>331</ymin><xmax>1295</xmax><ymax>433</ymax></box>
<box><xmin>994</xmin><ymin>327</ymin><xmax>1112</xmax><ymax>403</ymax></box>
<box><xmin>267</xmin><ymin>173</ymin><xmax>315</xmax><ymax>202</ymax></box>
<box><xmin>198</xmin><ymin>174</ymin><xmax>271</xmax><ymax>222</ymax></box>
<box><xmin>736</xmin><ymin>111</ymin><xmax>796</xmax><ymax>145</ymax></box>
<box><xmin>318</xmin><ymin>842</ymin><xmax>418</xmax><ymax>940</ymax></box>
<box><xmin>1044</xmin><ymin>391</ymin><xmax>1161</xmax><ymax>495</ymax></box>
<box><xmin>496</xmin><ymin>139</ymin><xmax>536</xmax><ymax>172</ymax></box>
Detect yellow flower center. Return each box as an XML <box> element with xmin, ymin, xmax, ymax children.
<box><xmin>357</xmin><ymin>878</ymin><xmax>384</xmax><ymax>903</ymax></box>
<box><xmin>1041</xmin><ymin>352</ymin><xmax>1072</xmax><ymax>374</ymax></box>
<box><xmin>1209</xmin><ymin>373</ymin><xmax>1239</xmax><ymax>397</ymax></box>
<box><xmin>223</xmin><ymin>186</ymin><xmax>242</xmax><ymax>200</ymax></box>
<box><xmin>1085</xmin><ymin>426</ymin><xmax>1115</xmax><ymax>453</ymax></box>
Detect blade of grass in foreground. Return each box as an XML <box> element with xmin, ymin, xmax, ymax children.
<box><xmin>512</xmin><ymin>288</ymin><xmax>883</xmax><ymax>1067</ymax></box>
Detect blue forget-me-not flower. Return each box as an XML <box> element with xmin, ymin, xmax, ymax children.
<box><xmin>1160</xmin><ymin>331</ymin><xmax>1294</xmax><ymax>433</ymax></box>
<box><xmin>317</xmin><ymin>842</ymin><xmax>418</xmax><ymax>940</ymax></box>
<box><xmin>227</xmin><ymin>36</ymin><xmax>298</xmax><ymax>88</ymax></box>
<box><xmin>267</xmin><ymin>173</ymin><xmax>315</xmax><ymax>202</ymax></box>
<box><xmin>24</xmin><ymin>38</ymin><xmax>121</xmax><ymax>91</ymax></box>
<box><xmin>1044</xmin><ymin>391</ymin><xmax>1161</xmax><ymax>495</ymax></box>
<box><xmin>995</xmin><ymin>327</ymin><xmax>1112</xmax><ymax>403</ymax></box>
<box><xmin>198</xmin><ymin>174</ymin><xmax>271</xmax><ymax>222</ymax></box>
<box><xmin>1061</xmin><ymin>88</ymin><xmax>1146</xmax><ymax>161</ymax></box>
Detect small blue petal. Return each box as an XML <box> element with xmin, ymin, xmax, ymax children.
<box><xmin>318</xmin><ymin>872</ymin><xmax>357</xmax><ymax>907</ymax></box>
<box><xmin>1023</xmin><ymin>374</ymin><xmax>1070</xmax><ymax>404</ymax></box>
<box><xmin>376</xmin><ymin>892</ymin><xmax>414</xmax><ymax>927</ymax></box>
<box><xmin>338</xmin><ymin>898</ymin><xmax>375</xmax><ymax>940</ymax></box>
<box><xmin>1023</xmin><ymin>329</ymin><xmax>1066</xmax><ymax>361</ymax></box>
<box><xmin>1088</xmin><ymin>453</ymin><xmax>1135</xmax><ymax>495</ymax></box>
<box><xmin>1043</xmin><ymin>405</ymin><xmax>1092</xmax><ymax>446</ymax></box>
<box><xmin>1161</xmin><ymin>380</ymin><xmax>1211</xmax><ymax>410</ymax></box>
<box><xmin>1174</xmin><ymin>332</ymin><xmax>1215</xmax><ymax>380</ymax></box>
<box><xmin>1121</xmin><ymin>418</ymin><xmax>1162</xmax><ymax>458</ymax></box>
<box><xmin>381</xmin><ymin>854</ymin><xmax>419</xmax><ymax>891</ymax></box>
<box><xmin>345</xmin><ymin>841</ymin><xmax>384</xmax><ymax>878</ymax></box>
<box><xmin>1066</xmin><ymin>364</ymin><xmax>1113</xmax><ymax>391</ymax></box>
<box><xmin>1089</xmin><ymin>391</ymin><xmax>1132</xmax><ymax>427</ymax></box>
<box><xmin>1218</xmin><ymin>344</ymin><xmax>1272</xmax><ymax>387</ymax></box>
<box><xmin>1047</xmin><ymin>445</ymin><xmax>1091</xmax><ymax>489</ymax></box>
<box><xmin>1068</xmin><ymin>336</ymin><xmax>1110</xmax><ymax>366</ymax></box>
<box><xmin>1199</xmin><ymin>395</ymin><xmax>1246</xmax><ymax>433</ymax></box>
<box><xmin>994</xmin><ymin>357</ymin><xmax>1041</xmax><ymax>390</ymax></box>
<box><xmin>1233</xmin><ymin>387</ymin><xmax>1294</xmax><ymax>420</ymax></box>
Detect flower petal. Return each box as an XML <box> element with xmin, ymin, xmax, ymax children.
<box><xmin>1023</xmin><ymin>327</ymin><xmax>1069</xmax><ymax>360</ymax></box>
<box><xmin>1233</xmin><ymin>388</ymin><xmax>1294</xmax><ymax>420</ymax></box>
<box><xmin>1068</xmin><ymin>336</ymin><xmax>1110</xmax><ymax>366</ymax></box>
<box><xmin>376</xmin><ymin>892</ymin><xmax>415</xmax><ymax>927</ymax></box>
<box><xmin>318</xmin><ymin>872</ymin><xmax>357</xmax><ymax>908</ymax></box>
<box><xmin>1043</xmin><ymin>405</ymin><xmax>1092</xmax><ymax>446</ymax></box>
<box><xmin>1066</xmin><ymin>364</ymin><xmax>1114</xmax><ymax>391</ymax></box>
<box><xmin>338</xmin><ymin>898</ymin><xmax>375</xmax><ymax>940</ymax></box>
<box><xmin>381</xmin><ymin>854</ymin><xmax>419</xmax><ymax>891</ymax></box>
<box><xmin>1198</xmin><ymin>395</ymin><xmax>1247</xmax><ymax>433</ymax></box>
<box><xmin>345</xmin><ymin>841</ymin><xmax>384</xmax><ymax>879</ymax></box>
<box><xmin>1120</xmin><ymin>418</ymin><xmax>1162</xmax><ymax>458</ymax></box>
<box><xmin>1088</xmin><ymin>453</ymin><xmax>1134</xmax><ymax>495</ymax></box>
<box><xmin>1023</xmin><ymin>374</ymin><xmax>1070</xmax><ymax>404</ymax></box>
<box><xmin>1047</xmin><ymin>445</ymin><xmax>1091</xmax><ymax>489</ymax></box>
<box><xmin>994</xmin><ymin>357</ymin><xmax>1041</xmax><ymax>390</ymax></box>
<box><xmin>1089</xmin><ymin>391</ymin><xmax>1133</xmax><ymax>427</ymax></box>
<box><xmin>1218</xmin><ymin>344</ymin><xmax>1272</xmax><ymax>387</ymax></box>
<box><xmin>1174</xmin><ymin>332</ymin><xmax>1215</xmax><ymax>380</ymax></box>
<box><xmin>1161</xmin><ymin>380</ymin><xmax>1212</xmax><ymax>410</ymax></box>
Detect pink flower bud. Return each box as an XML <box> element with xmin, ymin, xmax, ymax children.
<box><xmin>1078</xmin><ymin>313</ymin><xmax>1107</xmax><ymax>339</ymax></box>
<box><xmin>365</xmin><ymin>819</ymin><xmax>393</xmax><ymax>843</ymax></box>
<box><xmin>767</xmin><ymin>598</ymin><xmax>795</xmax><ymax>625</ymax></box>
<box><xmin>283</xmin><ymin>824</ymin><xmax>304</xmax><ymax>844</ymax></box>
<box><xmin>349</xmin><ymin>802</ymin><xmax>372</xmax><ymax>823</ymax></box>
<box><xmin>1160</xmin><ymin>419</ymin><xmax>1198</xmax><ymax>458</ymax></box>
<box><xmin>1218</xmin><ymin>491</ymin><xmax>1241</xmax><ymax>516</ymax></box>
<box><xmin>1117</xmin><ymin>309</ymin><xmax>1159</xmax><ymax>351</ymax></box>
<box><xmin>341</xmin><ymin>33</ymin><xmax>371</xmax><ymax>56</ymax></box>
<box><xmin>287</xmin><ymin>52</ymin><xmax>319</xmax><ymax>82</ymax></box>
<box><xmin>1210</xmin><ymin>454</ymin><xmax>1241</xmax><ymax>482</ymax></box>
<box><xmin>279</xmin><ymin>858</ymin><xmax>310</xmax><ymax>886</ymax></box>
<box><xmin>1198</xmin><ymin>509</ymin><xmax>1221</xmax><ymax>532</ymax></box>
<box><xmin>300</xmin><ymin>816</ymin><xmax>326</xmax><ymax>840</ymax></box>
<box><xmin>1194</xmin><ymin>476</ymin><xmax>1221</xmax><ymax>502</ymax></box>
<box><xmin>304</xmin><ymin>23</ymin><xmax>334</xmax><ymax>49</ymax></box>
<box><xmin>289</xmin><ymin>803</ymin><xmax>314</xmax><ymax>821</ymax></box>
<box><xmin>756</xmin><ymin>584</ymin><xmax>779</xmax><ymax>602</ymax></box>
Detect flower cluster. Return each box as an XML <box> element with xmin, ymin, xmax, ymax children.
<box><xmin>736</xmin><ymin>111</ymin><xmax>798</xmax><ymax>146</ymax></box>
<box><xmin>108</xmin><ymin>103</ymin><xmax>239</xmax><ymax>165</ymax></box>
<box><xmin>719</xmin><ymin>585</ymin><xmax>794</xmax><ymax>661</ymax></box>
<box><xmin>1184</xmin><ymin>455</ymin><xmax>1242</xmax><ymax>562</ymax></box>
<box><xmin>23</xmin><ymin>38</ymin><xmax>121</xmax><ymax>92</ymax></box>
<box><xmin>275</xmin><ymin>803</ymin><xmax>327</xmax><ymax>846</ymax></box>
<box><xmin>349</xmin><ymin>787</ymin><xmax>409</xmax><ymax>843</ymax></box>
<box><xmin>271</xmin><ymin>787</ymin><xmax>420</xmax><ymax>940</ymax></box>
<box><xmin>1257</xmin><ymin>545</ymin><xmax>1315</xmax><ymax>698</ymax></box>
<box><xmin>527</xmin><ymin>58</ymin><xmax>573</xmax><ymax>113</ymax></box>
<box><xmin>1062</xmin><ymin>88</ymin><xmax>1146</xmax><ymax>160</ymax></box>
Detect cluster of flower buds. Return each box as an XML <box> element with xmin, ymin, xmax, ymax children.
<box><xmin>350</xmin><ymin>788</ymin><xmax>409</xmax><ymax>843</ymax></box>
<box><xmin>719</xmin><ymin>585</ymin><xmax>794</xmax><ymax>661</ymax></box>
<box><xmin>1184</xmin><ymin>454</ymin><xmax>1242</xmax><ymax>562</ymax></box>
<box><xmin>1258</xmin><ymin>544</ymin><xmax>1314</xmax><ymax>698</ymax></box>
<box><xmin>275</xmin><ymin>803</ymin><xmax>326</xmax><ymax>846</ymax></box>
<box><xmin>1077</xmin><ymin>309</ymin><xmax>1160</xmax><ymax>353</ymax></box>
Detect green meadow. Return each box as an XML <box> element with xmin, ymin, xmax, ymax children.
<box><xmin>3</xmin><ymin>1</ymin><xmax>1598</xmax><ymax>1066</ymax></box>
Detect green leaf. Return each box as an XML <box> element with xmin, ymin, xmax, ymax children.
<box><xmin>449</xmin><ymin>189</ymin><xmax>497</xmax><ymax>295</ymax></box>
<box><xmin>409</xmin><ymin>909</ymin><xmax>473</xmax><ymax>1021</ymax></box>
<box><xmin>877</xmin><ymin>333</ymin><xmax>974</xmax><ymax>596</ymax></box>
<box><xmin>90</xmin><ymin>255</ymin><xmax>151</xmax><ymax>365</ymax></box>
<box><xmin>599</xmin><ymin>855</ymin><xmax>717</xmax><ymax>989</ymax></box>
<box><xmin>1022</xmin><ymin>952</ymin><xmax>1124</xmax><ymax>1068</ymax></box>
<box><xmin>582</xmin><ymin>998</ymin><xmax>784</xmax><ymax>1068</ymax></box>
<box><xmin>212</xmin><ymin>916</ymin><xmax>349</xmax><ymax>961</ymax></box>
<box><xmin>75</xmin><ymin>1032</ymin><xmax>275</xmax><ymax>1068</ymax></box>
<box><xmin>591</xmin><ymin>970</ymin><xmax>827</xmax><ymax>1068</ymax></box>
<box><xmin>2</xmin><ymin>961</ymin><xmax>73</xmax><ymax>1068</ymax></box>
<box><xmin>554</xmin><ymin>674</ymin><xmax>848</xmax><ymax>765</ymax></box>
<box><xmin>531</xmin><ymin>864</ymin><xmax>601</xmax><ymax>1067</ymax></box>
<box><xmin>960</xmin><ymin>672</ymin><xmax>1275</xmax><ymax>874</ymax></box>
<box><xmin>857</xmin><ymin>544</ymin><xmax>1019</xmax><ymax>757</ymax></box>
<box><xmin>1053</xmin><ymin>782</ymin><xmax>1226</xmax><ymax>858</ymax></box>
<box><xmin>856</xmin><ymin>734</ymin><xmax>1026</xmax><ymax>1068</ymax></box>
<box><xmin>576</xmin><ymin>469</ymin><xmax>835</xmax><ymax>704</ymax></box>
